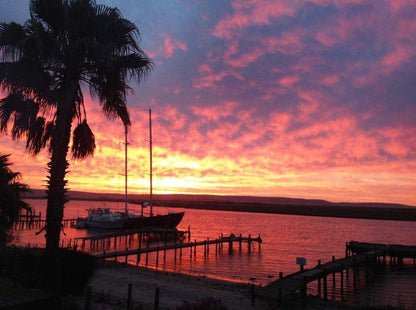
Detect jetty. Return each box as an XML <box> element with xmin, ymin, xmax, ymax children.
<box><xmin>259</xmin><ymin>241</ymin><xmax>416</xmax><ymax>304</ymax></box>
<box><xmin>92</xmin><ymin>234</ymin><xmax>262</xmax><ymax>267</ymax></box>
<box><xmin>13</xmin><ymin>208</ymin><xmax>76</xmax><ymax>230</ymax></box>
<box><xmin>73</xmin><ymin>227</ymin><xmax>191</xmax><ymax>251</ymax></box>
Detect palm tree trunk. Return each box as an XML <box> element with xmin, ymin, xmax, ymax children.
<box><xmin>45</xmin><ymin>82</ymin><xmax>77</xmax><ymax>255</ymax></box>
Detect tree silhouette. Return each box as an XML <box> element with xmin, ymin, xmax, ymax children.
<box><xmin>0</xmin><ymin>153</ymin><xmax>29</xmax><ymax>246</ymax></box>
<box><xmin>0</xmin><ymin>0</ymin><xmax>152</xmax><ymax>255</ymax></box>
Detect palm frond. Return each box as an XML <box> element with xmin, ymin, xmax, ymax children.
<box><xmin>10</xmin><ymin>98</ymin><xmax>39</xmax><ymax>139</ymax></box>
<box><xmin>0</xmin><ymin>22</ymin><xmax>26</xmax><ymax>61</ymax></box>
<box><xmin>0</xmin><ymin>61</ymin><xmax>53</xmax><ymax>103</ymax></box>
<box><xmin>29</xmin><ymin>0</ymin><xmax>66</xmax><ymax>33</ymax></box>
<box><xmin>26</xmin><ymin>116</ymin><xmax>47</xmax><ymax>154</ymax></box>
<box><xmin>0</xmin><ymin>93</ymin><xmax>24</xmax><ymax>133</ymax></box>
<box><xmin>71</xmin><ymin>120</ymin><xmax>96</xmax><ymax>159</ymax></box>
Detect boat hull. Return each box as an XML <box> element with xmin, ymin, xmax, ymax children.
<box><xmin>75</xmin><ymin>212</ymin><xmax>185</xmax><ymax>230</ymax></box>
<box><xmin>125</xmin><ymin>212</ymin><xmax>185</xmax><ymax>229</ymax></box>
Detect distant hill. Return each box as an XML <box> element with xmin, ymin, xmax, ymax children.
<box><xmin>24</xmin><ymin>188</ymin><xmax>414</xmax><ymax>209</ymax></box>
<box><xmin>23</xmin><ymin>189</ymin><xmax>416</xmax><ymax>221</ymax></box>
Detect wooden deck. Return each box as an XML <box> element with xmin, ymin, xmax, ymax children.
<box><xmin>94</xmin><ymin>234</ymin><xmax>262</xmax><ymax>260</ymax></box>
<box><xmin>347</xmin><ymin>241</ymin><xmax>416</xmax><ymax>259</ymax></box>
<box><xmin>259</xmin><ymin>241</ymin><xmax>416</xmax><ymax>303</ymax></box>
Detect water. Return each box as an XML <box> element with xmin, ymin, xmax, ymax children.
<box><xmin>15</xmin><ymin>199</ymin><xmax>416</xmax><ymax>308</ymax></box>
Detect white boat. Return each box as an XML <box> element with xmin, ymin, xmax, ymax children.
<box><xmin>75</xmin><ymin>208</ymin><xmax>125</xmax><ymax>229</ymax></box>
<box><xmin>74</xmin><ymin>109</ymin><xmax>184</xmax><ymax>229</ymax></box>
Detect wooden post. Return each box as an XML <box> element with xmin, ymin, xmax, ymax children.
<box><xmin>301</xmin><ymin>276</ymin><xmax>307</xmax><ymax>300</ymax></box>
<box><xmin>332</xmin><ymin>256</ymin><xmax>336</xmax><ymax>287</ymax></box>
<box><xmin>340</xmin><ymin>268</ymin><xmax>344</xmax><ymax>299</ymax></box>
<box><xmin>125</xmin><ymin>247</ymin><xmax>128</xmax><ymax>264</ymax></box>
<box><xmin>239</xmin><ymin>234</ymin><xmax>242</xmax><ymax>252</ymax></box>
<box><xmin>207</xmin><ymin>238</ymin><xmax>210</xmax><ymax>255</ymax></box>
<box><xmin>346</xmin><ymin>264</ymin><xmax>349</xmax><ymax>279</ymax></box>
<box><xmin>136</xmin><ymin>249</ymin><xmax>140</xmax><ymax>266</ymax></box>
<box><xmin>127</xmin><ymin>283</ymin><xmax>132</xmax><ymax>310</ymax></box>
<box><xmin>248</xmin><ymin>234</ymin><xmax>251</xmax><ymax>253</ymax></box>
<box><xmin>323</xmin><ymin>269</ymin><xmax>328</xmax><ymax>301</ymax></box>
<box><xmin>175</xmin><ymin>244</ymin><xmax>177</xmax><ymax>261</ymax></box>
<box><xmin>189</xmin><ymin>243</ymin><xmax>192</xmax><ymax>259</ymax></box>
<box><xmin>154</xmin><ymin>287</ymin><xmax>160</xmax><ymax>310</ymax></box>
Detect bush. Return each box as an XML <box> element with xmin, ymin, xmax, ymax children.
<box><xmin>0</xmin><ymin>246</ymin><xmax>95</xmax><ymax>295</ymax></box>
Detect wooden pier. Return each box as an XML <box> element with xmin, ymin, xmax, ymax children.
<box><xmin>259</xmin><ymin>241</ymin><xmax>416</xmax><ymax>304</ymax></box>
<box><xmin>93</xmin><ymin>234</ymin><xmax>262</xmax><ymax>267</ymax></box>
<box><xmin>347</xmin><ymin>240</ymin><xmax>416</xmax><ymax>264</ymax></box>
<box><xmin>73</xmin><ymin>227</ymin><xmax>191</xmax><ymax>251</ymax></box>
<box><xmin>13</xmin><ymin>208</ymin><xmax>78</xmax><ymax>230</ymax></box>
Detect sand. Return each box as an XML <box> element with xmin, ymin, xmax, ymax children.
<box><xmin>84</xmin><ymin>262</ymin><xmax>274</xmax><ymax>309</ymax></box>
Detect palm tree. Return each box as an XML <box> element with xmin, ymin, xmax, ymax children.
<box><xmin>0</xmin><ymin>153</ymin><xmax>29</xmax><ymax>246</ymax></box>
<box><xmin>0</xmin><ymin>0</ymin><xmax>152</xmax><ymax>254</ymax></box>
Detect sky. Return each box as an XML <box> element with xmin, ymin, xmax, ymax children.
<box><xmin>0</xmin><ymin>0</ymin><xmax>415</xmax><ymax>206</ymax></box>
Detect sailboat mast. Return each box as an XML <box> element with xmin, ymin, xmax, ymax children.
<box><xmin>149</xmin><ymin>109</ymin><xmax>153</xmax><ymax>216</ymax></box>
<box><xmin>124</xmin><ymin>124</ymin><xmax>128</xmax><ymax>215</ymax></box>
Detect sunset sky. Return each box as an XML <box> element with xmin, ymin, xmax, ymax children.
<box><xmin>1</xmin><ymin>0</ymin><xmax>415</xmax><ymax>206</ymax></box>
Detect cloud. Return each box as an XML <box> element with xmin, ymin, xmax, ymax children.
<box><xmin>1</xmin><ymin>0</ymin><xmax>415</xmax><ymax>205</ymax></box>
<box><xmin>160</xmin><ymin>34</ymin><xmax>188</xmax><ymax>59</ymax></box>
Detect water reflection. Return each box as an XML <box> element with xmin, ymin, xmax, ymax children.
<box><xmin>15</xmin><ymin>199</ymin><xmax>416</xmax><ymax>309</ymax></box>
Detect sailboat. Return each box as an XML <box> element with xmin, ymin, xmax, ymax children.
<box><xmin>74</xmin><ymin>109</ymin><xmax>184</xmax><ymax>229</ymax></box>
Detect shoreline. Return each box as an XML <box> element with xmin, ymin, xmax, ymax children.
<box><xmin>85</xmin><ymin>261</ymin><xmax>273</xmax><ymax>309</ymax></box>
<box><xmin>24</xmin><ymin>193</ymin><xmax>416</xmax><ymax>222</ymax></box>
<box><xmin>82</xmin><ymin>262</ymin><xmax>356</xmax><ymax>310</ymax></box>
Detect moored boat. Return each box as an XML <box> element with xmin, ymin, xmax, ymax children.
<box><xmin>74</xmin><ymin>109</ymin><xmax>184</xmax><ymax>230</ymax></box>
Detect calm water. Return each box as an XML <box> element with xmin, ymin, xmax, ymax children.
<box><xmin>16</xmin><ymin>199</ymin><xmax>416</xmax><ymax>308</ymax></box>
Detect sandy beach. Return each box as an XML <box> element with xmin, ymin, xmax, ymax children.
<box><xmin>75</xmin><ymin>263</ymin><xmax>282</xmax><ymax>310</ymax></box>
<box><xmin>83</xmin><ymin>262</ymin><xmax>274</xmax><ymax>309</ymax></box>
<box><xmin>76</xmin><ymin>262</ymin><xmax>357</xmax><ymax>310</ymax></box>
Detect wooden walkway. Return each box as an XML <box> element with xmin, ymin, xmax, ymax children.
<box><xmin>259</xmin><ymin>241</ymin><xmax>416</xmax><ymax>303</ymax></box>
<box><xmin>73</xmin><ymin>227</ymin><xmax>190</xmax><ymax>251</ymax></box>
<box><xmin>14</xmin><ymin>216</ymin><xmax>76</xmax><ymax>230</ymax></box>
<box><xmin>93</xmin><ymin>234</ymin><xmax>262</xmax><ymax>264</ymax></box>
<box><xmin>347</xmin><ymin>241</ymin><xmax>416</xmax><ymax>260</ymax></box>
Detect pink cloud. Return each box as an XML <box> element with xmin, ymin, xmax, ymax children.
<box><xmin>160</xmin><ymin>34</ymin><xmax>188</xmax><ymax>59</ymax></box>
<box><xmin>279</xmin><ymin>75</ymin><xmax>299</xmax><ymax>87</ymax></box>
<box><xmin>193</xmin><ymin>69</ymin><xmax>244</xmax><ymax>89</ymax></box>
<box><xmin>213</xmin><ymin>1</ymin><xmax>297</xmax><ymax>40</ymax></box>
